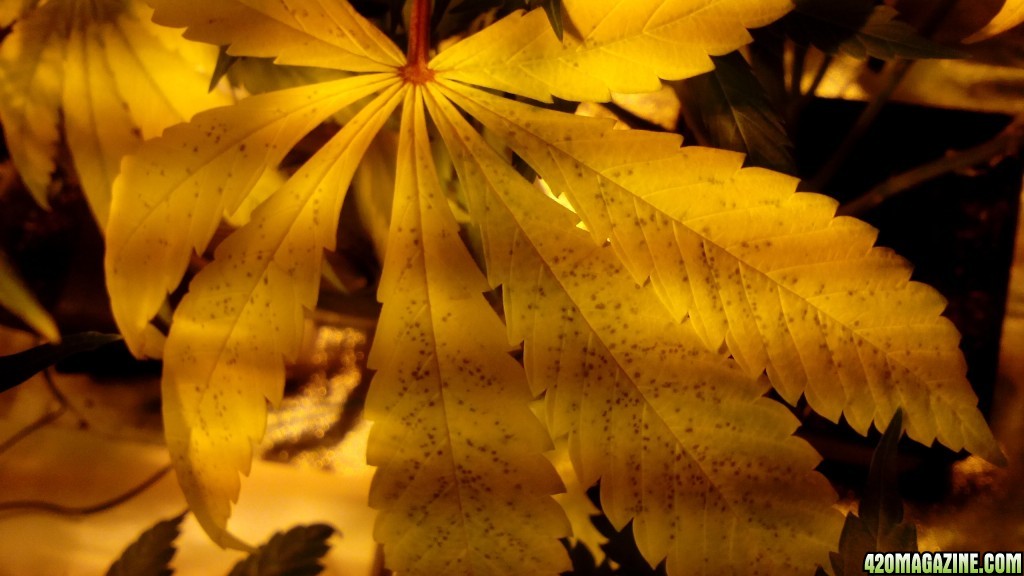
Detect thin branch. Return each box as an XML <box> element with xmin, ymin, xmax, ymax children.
<box><xmin>807</xmin><ymin>59</ymin><xmax>914</xmax><ymax>191</ymax></box>
<box><xmin>0</xmin><ymin>406</ymin><xmax>66</xmax><ymax>457</ymax></box>
<box><xmin>0</xmin><ymin>465</ymin><xmax>172</xmax><ymax>516</ymax></box>
<box><xmin>838</xmin><ymin>118</ymin><xmax>1024</xmax><ymax>216</ymax></box>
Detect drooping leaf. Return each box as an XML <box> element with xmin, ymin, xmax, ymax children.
<box><xmin>431</xmin><ymin>0</ymin><xmax>793</xmax><ymax>102</ymax></box>
<box><xmin>148</xmin><ymin>0</ymin><xmax>404</xmax><ymax>72</ymax></box>
<box><xmin>160</xmin><ymin>82</ymin><xmax>404</xmax><ymax>549</ymax></box>
<box><xmin>106</xmin><ymin>513</ymin><xmax>186</xmax><ymax>576</ymax></box>
<box><xmin>437</xmin><ymin>80</ymin><xmax>1005</xmax><ymax>467</ymax></box>
<box><xmin>106</xmin><ymin>74</ymin><xmax>397</xmax><ymax>358</ymax></box>
<box><xmin>0</xmin><ymin>249</ymin><xmax>59</xmax><ymax>343</ymax></box>
<box><xmin>0</xmin><ymin>332</ymin><xmax>121</xmax><ymax>394</ymax></box>
<box><xmin>785</xmin><ymin>0</ymin><xmax>963</xmax><ymax>60</ymax></box>
<box><xmin>227</xmin><ymin>524</ymin><xmax>335</xmax><ymax>576</ymax></box>
<box><xmin>365</xmin><ymin>87</ymin><xmax>570</xmax><ymax>575</ymax></box>
<box><xmin>0</xmin><ymin>0</ymin><xmax>232</xmax><ymax>224</ymax></box>
<box><xmin>425</xmin><ymin>86</ymin><xmax>842</xmax><ymax>572</ymax></box>
<box><xmin>830</xmin><ymin>409</ymin><xmax>918</xmax><ymax>576</ymax></box>
<box><xmin>966</xmin><ymin>0</ymin><xmax>1024</xmax><ymax>43</ymax></box>
<box><xmin>676</xmin><ymin>50</ymin><xmax>795</xmax><ymax>174</ymax></box>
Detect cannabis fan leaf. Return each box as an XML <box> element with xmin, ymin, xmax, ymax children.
<box><xmin>102</xmin><ymin>1</ymin><xmax>1002</xmax><ymax>574</ymax></box>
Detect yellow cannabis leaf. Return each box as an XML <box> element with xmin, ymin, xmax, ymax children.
<box><xmin>109</xmin><ymin>71</ymin><xmax>403</xmax><ymax>541</ymax></box>
<box><xmin>432</xmin><ymin>0</ymin><xmax>792</xmax><ymax>102</ymax></box>
<box><xmin>966</xmin><ymin>0</ymin><xmax>1024</xmax><ymax>43</ymax></box>
<box><xmin>148</xmin><ymin>0</ymin><xmax>404</xmax><ymax>72</ymax></box>
<box><xmin>126</xmin><ymin>76</ymin><xmax>402</xmax><ymax>547</ymax></box>
<box><xmin>106</xmin><ymin>74</ymin><xmax>396</xmax><ymax>358</ymax></box>
<box><xmin>0</xmin><ymin>0</ymin><xmax>229</xmax><ymax>225</ymax></box>
<box><xmin>437</xmin><ymin>81</ymin><xmax>1004</xmax><ymax>466</ymax></box>
<box><xmin>365</xmin><ymin>87</ymin><xmax>570</xmax><ymax>575</ymax></box>
<box><xmin>102</xmin><ymin>1</ymin><xmax>1005</xmax><ymax>574</ymax></box>
<box><xmin>426</xmin><ymin>86</ymin><xmax>842</xmax><ymax>571</ymax></box>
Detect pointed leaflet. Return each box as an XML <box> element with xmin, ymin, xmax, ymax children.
<box><xmin>161</xmin><ymin>83</ymin><xmax>403</xmax><ymax>549</ymax></box>
<box><xmin>785</xmin><ymin>0</ymin><xmax>963</xmax><ymax>60</ymax></box>
<box><xmin>426</xmin><ymin>86</ymin><xmax>841</xmax><ymax>573</ymax></box>
<box><xmin>148</xmin><ymin>0</ymin><xmax>404</xmax><ymax>72</ymax></box>
<box><xmin>830</xmin><ymin>410</ymin><xmax>917</xmax><ymax>575</ymax></box>
<box><xmin>365</xmin><ymin>88</ymin><xmax>569</xmax><ymax>575</ymax></box>
<box><xmin>677</xmin><ymin>51</ymin><xmax>796</xmax><ymax>174</ymax></box>
<box><xmin>438</xmin><ymin>81</ymin><xmax>1004</xmax><ymax>466</ymax></box>
<box><xmin>0</xmin><ymin>0</ymin><xmax>232</xmax><ymax>222</ymax></box>
<box><xmin>967</xmin><ymin>0</ymin><xmax>1024</xmax><ymax>43</ymax></box>
<box><xmin>106</xmin><ymin>513</ymin><xmax>185</xmax><ymax>576</ymax></box>
<box><xmin>546</xmin><ymin>435</ymin><xmax>610</xmax><ymax>566</ymax></box>
<box><xmin>106</xmin><ymin>74</ymin><xmax>397</xmax><ymax>357</ymax></box>
<box><xmin>431</xmin><ymin>0</ymin><xmax>792</xmax><ymax>103</ymax></box>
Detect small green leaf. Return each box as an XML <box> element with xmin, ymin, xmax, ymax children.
<box><xmin>830</xmin><ymin>409</ymin><xmax>918</xmax><ymax>575</ymax></box>
<box><xmin>209</xmin><ymin>45</ymin><xmax>240</xmax><ymax>92</ymax></box>
<box><xmin>862</xmin><ymin>408</ymin><xmax>915</xmax><ymax>547</ymax></box>
<box><xmin>228</xmin><ymin>524</ymin><xmax>336</xmax><ymax>576</ymax></box>
<box><xmin>677</xmin><ymin>51</ymin><xmax>795</xmax><ymax>173</ymax></box>
<box><xmin>106</xmin><ymin>513</ymin><xmax>186</xmax><ymax>576</ymax></box>
<box><xmin>0</xmin><ymin>332</ymin><xmax>122</xmax><ymax>394</ymax></box>
<box><xmin>786</xmin><ymin>0</ymin><xmax>964</xmax><ymax>60</ymax></box>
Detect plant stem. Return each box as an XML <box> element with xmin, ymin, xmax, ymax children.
<box><xmin>838</xmin><ymin>118</ymin><xmax>1024</xmax><ymax>216</ymax></box>
<box><xmin>0</xmin><ymin>406</ymin><xmax>66</xmax><ymax>457</ymax></box>
<box><xmin>807</xmin><ymin>59</ymin><xmax>914</xmax><ymax>191</ymax></box>
<box><xmin>401</xmin><ymin>0</ymin><xmax>434</xmax><ymax>84</ymax></box>
<box><xmin>0</xmin><ymin>465</ymin><xmax>172</xmax><ymax>516</ymax></box>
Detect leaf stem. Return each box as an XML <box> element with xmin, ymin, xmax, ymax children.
<box><xmin>401</xmin><ymin>0</ymin><xmax>434</xmax><ymax>84</ymax></box>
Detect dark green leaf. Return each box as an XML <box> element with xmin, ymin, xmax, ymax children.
<box><xmin>831</xmin><ymin>514</ymin><xmax>877</xmax><ymax>576</ymax></box>
<box><xmin>861</xmin><ymin>408</ymin><xmax>909</xmax><ymax>540</ymax></box>
<box><xmin>530</xmin><ymin>0</ymin><xmax>563</xmax><ymax>41</ymax></box>
<box><xmin>829</xmin><ymin>409</ymin><xmax>918</xmax><ymax>575</ymax></box>
<box><xmin>677</xmin><ymin>51</ymin><xmax>796</xmax><ymax>174</ymax></box>
<box><xmin>787</xmin><ymin>0</ymin><xmax>964</xmax><ymax>60</ymax></box>
<box><xmin>0</xmin><ymin>332</ymin><xmax>122</xmax><ymax>394</ymax></box>
<box><xmin>209</xmin><ymin>45</ymin><xmax>240</xmax><ymax>92</ymax></box>
<box><xmin>106</xmin><ymin>513</ymin><xmax>186</xmax><ymax>576</ymax></box>
<box><xmin>228</xmin><ymin>524</ymin><xmax>336</xmax><ymax>576</ymax></box>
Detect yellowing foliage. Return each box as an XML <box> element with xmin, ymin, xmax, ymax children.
<box><xmin>95</xmin><ymin>1</ymin><xmax>1004</xmax><ymax>573</ymax></box>
<box><xmin>0</xmin><ymin>0</ymin><xmax>230</xmax><ymax>226</ymax></box>
<box><xmin>365</xmin><ymin>88</ymin><xmax>570</xmax><ymax>574</ymax></box>
<box><xmin>432</xmin><ymin>0</ymin><xmax>792</xmax><ymax>102</ymax></box>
